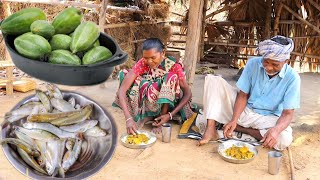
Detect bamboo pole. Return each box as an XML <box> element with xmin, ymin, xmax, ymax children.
<box><xmin>264</xmin><ymin>0</ymin><xmax>272</xmax><ymax>39</ymax></box>
<box><xmin>2</xmin><ymin>0</ymin><xmax>144</xmax><ymax>13</ymax></box>
<box><xmin>104</xmin><ymin>19</ymin><xmax>168</xmax><ymax>29</ymax></box>
<box><xmin>212</xmin><ymin>21</ymin><xmax>264</xmax><ymax>27</ymax></box>
<box><xmin>210</xmin><ymin>20</ymin><xmax>300</xmax><ymax>27</ymax></box>
<box><xmin>107</xmin><ymin>5</ymin><xmax>144</xmax><ymax>14</ymax></box>
<box><xmin>307</xmin><ymin>0</ymin><xmax>320</xmax><ymax>12</ymax></box>
<box><xmin>273</xmin><ymin>2</ymin><xmax>284</xmax><ymax>36</ymax></box>
<box><xmin>199</xmin><ymin>0</ymin><xmax>208</xmax><ymax>62</ymax></box>
<box><xmin>167</xmin><ymin>46</ymin><xmax>185</xmax><ymax>50</ymax></box>
<box><xmin>99</xmin><ymin>0</ymin><xmax>108</xmax><ymax>32</ymax></box>
<box><xmin>184</xmin><ymin>0</ymin><xmax>204</xmax><ymax>85</ymax></box>
<box><xmin>282</xmin><ymin>3</ymin><xmax>320</xmax><ymax>34</ymax></box>
<box><xmin>206</xmin><ymin>0</ymin><xmax>247</xmax><ymax>19</ymax></box>
<box><xmin>204</xmin><ymin>41</ymin><xmax>257</xmax><ymax>48</ymax></box>
<box><xmin>170</xmin><ymin>11</ymin><xmax>184</xmax><ymax>17</ymax></box>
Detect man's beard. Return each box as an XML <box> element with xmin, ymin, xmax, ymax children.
<box><xmin>264</xmin><ymin>68</ymin><xmax>279</xmax><ymax>76</ymax></box>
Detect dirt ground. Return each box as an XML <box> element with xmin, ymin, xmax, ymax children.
<box><xmin>0</xmin><ymin>67</ymin><xmax>320</xmax><ymax>180</ymax></box>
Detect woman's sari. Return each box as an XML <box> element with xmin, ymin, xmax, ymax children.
<box><xmin>113</xmin><ymin>56</ymin><xmax>194</xmax><ymax>122</ymax></box>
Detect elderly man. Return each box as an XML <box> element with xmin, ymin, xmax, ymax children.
<box><xmin>198</xmin><ymin>35</ymin><xmax>300</xmax><ymax>150</ymax></box>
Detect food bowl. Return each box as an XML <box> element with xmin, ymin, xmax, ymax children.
<box><xmin>217</xmin><ymin>140</ymin><xmax>258</xmax><ymax>164</ymax></box>
<box><xmin>4</xmin><ymin>32</ymin><xmax>128</xmax><ymax>86</ymax></box>
<box><xmin>0</xmin><ymin>92</ymin><xmax>118</xmax><ymax>179</ymax></box>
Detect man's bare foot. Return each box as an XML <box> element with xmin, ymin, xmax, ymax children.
<box><xmin>197</xmin><ymin>125</ymin><xmax>218</xmax><ymax>146</ymax></box>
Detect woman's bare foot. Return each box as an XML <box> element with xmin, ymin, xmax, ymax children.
<box><xmin>197</xmin><ymin>125</ymin><xmax>218</xmax><ymax>146</ymax></box>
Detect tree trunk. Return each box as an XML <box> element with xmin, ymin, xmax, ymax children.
<box><xmin>184</xmin><ymin>0</ymin><xmax>204</xmax><ymax>86</ymax></box>
<box><xmin>264</xmin><ymin>0</ymin><xmax>272</xmax><ymax>39</ymax></box>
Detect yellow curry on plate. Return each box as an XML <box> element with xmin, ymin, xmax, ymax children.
<box><xmin>225</xmin><ymin>145</ymin><xmax>254</xmax><ymax>160</ymax></box>
<box><xmin>125</xmin><ymin>134</ymin><xmax>149</xmax><ymax>145</ymax></box>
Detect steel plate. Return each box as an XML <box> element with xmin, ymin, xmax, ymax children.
<box><xmin>218</xmin><ymin>140</ymin><xmax>258</xmax><ymax>164</ymax></box>
<box><xmin>0</xmin><ymin>91</ymin><xmax>118</xmax><ymax>179</ymax></box>
<box><xmin>120</xmin><ymin>130</ymin><xmax>157</xmax><ymax>149</ymax></box>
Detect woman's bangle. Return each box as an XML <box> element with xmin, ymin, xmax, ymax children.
<box><xmin>168</xmin><ymin>112</ymin><xmax>172</xmax><ymax>120</ymax></box>
<box><xmin>126</xmin><ymin>117</ymin><xmax>133</xmax><ymax>122</ymax></box>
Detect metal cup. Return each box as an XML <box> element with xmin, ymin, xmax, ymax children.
<box><xmin>268</xmin><ymin>151</ymin><xmax>283</xmax><ymax>175</ymax></box>
<box><xmin>161</xmin><ymin>123</ymin><xmax>172</xmax><ymax>143</ymax></box>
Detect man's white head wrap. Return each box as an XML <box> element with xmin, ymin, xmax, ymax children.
<box><xmin>256</xmin><ymin>35</ymin><xmax>294</xmax><ymax>62</ymax></box>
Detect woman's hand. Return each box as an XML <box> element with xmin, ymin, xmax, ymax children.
<box><xmin>152</xmin><ymin>114</ymin><xmax>171</xmax><ymax>127</ymax></box>
<box><xmin>126</xmin><ymin>118</ymin><xmax>138</xmax><ymax>135</ymax></box>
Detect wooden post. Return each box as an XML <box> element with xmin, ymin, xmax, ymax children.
<box><xmin>264</xmin><ymin>0</ymin><xmax>272</xmax><ymax>39</ymax></box>
<box><xmin>282</xmin><ymin>4</ymin><xmax>320</xmax><ymax>34</ymax></box>
<box><xmin>273</xmin><ymin>2</ymin><xmax>283</xmax><ymax>36</ymax></box>
<box><xmin>99</xmin><ymin>0</ymin><xmax>108</xmax><ymax>87</ymax></box>
<box><xmin>198</xmin><ymin>0</ymin><xmax>208</xmax><ymax>62</ymax></box>
<box><xmin>6</xmin><ymin>66</ymin><xmax>13</xmax><ymax>96</ymax></box>
<box><xmin>99</xmin><ymin>0</ymin><xmax>109</xmax><ymax>32</ymax></box>
<box><xmin>184</xmin><ymin>0</ymin><xmax>204</xmax><ymax>86</ymax></box>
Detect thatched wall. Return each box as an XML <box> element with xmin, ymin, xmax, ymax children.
<box><xmin>202</xmin><ymin>0</ymin><xmax>320</xmax><ymax>71</ymax></box>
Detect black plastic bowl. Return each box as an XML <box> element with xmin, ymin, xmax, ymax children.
<box><xmin>4</xmin><ymin>32</ymin><xmax>128</xmax><ymax>86</ymax></box>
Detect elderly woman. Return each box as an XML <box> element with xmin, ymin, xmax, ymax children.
<box><xmin>113</xmin><ymin>38</ymin><xmax>194</xmax><ymax>134</ymax></box>
<box><xmin>199</xmin><ymin>35</ymin><xmax>300</xmax><ymax>150</ymax></box>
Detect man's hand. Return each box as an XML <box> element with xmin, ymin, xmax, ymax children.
<box><xmin>223</xmin><ymin>120</ymin><xmax>237</xmax><ymax>138</ymax></box>
<box><xmin>152</xmin><ymin>114</ymin><xmax>170</xmax><ymax>127</ymax></box>
<box><xmin>261</xmin><ymin>127</ymin><xmax>281</xmax><ymax>148</ymax></box>
<box><xmin>126</xmin><ymin>119</ymin><xmax>138</xmax><ymax>135</ymax></box>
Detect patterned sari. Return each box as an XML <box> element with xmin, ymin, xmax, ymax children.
<box><xmin>113</xmin><ymin>56</ymin><xmax>194</xmax><ymax>122</ymax></box>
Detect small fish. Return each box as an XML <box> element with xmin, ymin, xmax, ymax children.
<box><xmin>37</xmin><ymin>155</ymin><xmax>45</xmax><ymax>168</ymax></box>
<box><xmin>62</xmin><ymin>137</ymin><xmax>82</xmax><ymax>172</ymax></box>
<box><xmin>34</xmin><ymin>140</ymin><xmax>47</xmax><ymax>168</ymax></box>
<box><xmin>66</xmin><ymin>138</ymin><xmax>75</xmax><ymax>151</ymax></box>
<box><xmin>44</xmin><ymin>140</ymin><xmax>60</xmax><ymax>176</ymax></box>
<box><xmin>68</xmin><ymin>97</ymin><xmax>76</xmax><ymax>108</ymax></box>
<box><xmin>75</xmin><ymin>104</ymin><xmax>81</xmax><ymax>110</ymax></box>
<box><xmin>14</xmin><ymin>130</ymin><xmax>36</xmax><ymax>148</ymax></box>
<box><xmin>60</xmin><ymin>120</ymin><xmax>98</xmax><ymax>133</ymax></box>
<box><xmin>15</xmin><ymin>126</ymin><xmax>59</xmax><ymax>141</ymax></box>
<box><xmin>84</xmin><ymin>126</ymin><xmax>107</xmax><ymax>137</ymax></box>
<box><xmin>51</xmin><ymin>105</ymin><xmax>92</xmax><ymax>126</ymax></box>
<box><xmin>23</xmin><ymin>122</ymin><xmax>76</xmax><ymax>139</ymax></box>
<box><xmin>46</xmin><ymin>83</ymin><xmax>63</xmax><ymax>99</ymax></box>
<box><xmin>17</xmin><ymin>147</ymin><xmax>47</xmax><ymax>175</ymax></box>
<box><xmin>57</xmin><ymin>139</ymin><xmax>66</xmax><ymax>178</ymax></box>
<box><xmin>5</xmin><ymin>102</ymin><xmax>44</xmax><ymax>123</ymax></box>
<box><xmin>0</xmin><ymin>138</ymin><xmax>40</xmax><ymax>157</ymax></box>
<box><xmin>27</xmin><ymin>110</ymin><xmax>81</xmax><ymax>123</ymax></box>
<box><xmin>51</xmin><ymin>98</ymin><xmax>75</xmax><ymax>112</ymax></box>
<box><xmin>36</xmin><ymin>90</ymin><xmax>52</xmax><ymax>112</ymax></box>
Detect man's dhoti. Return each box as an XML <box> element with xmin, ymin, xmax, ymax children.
<box><xmin>203</xmin><ymin>75</ymin><xmax>293</xmax><ymax>150</ymax></box>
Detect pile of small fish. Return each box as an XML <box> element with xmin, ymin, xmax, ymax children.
<box><xmin>1</xmin><ymin>83</ymin><xmax>107</xmax><ymax>177</ymax></box>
